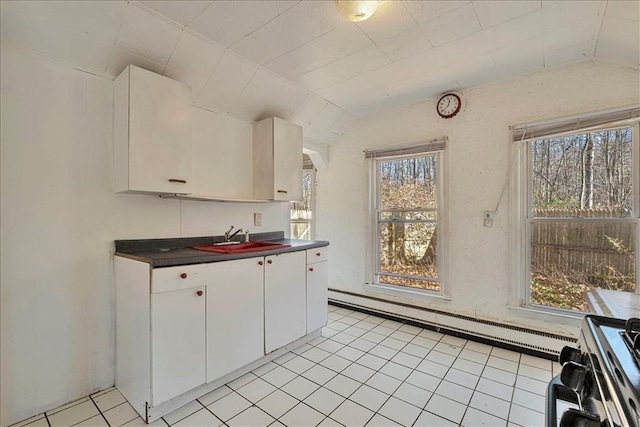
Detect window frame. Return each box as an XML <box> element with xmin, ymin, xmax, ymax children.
<box><xmin>516</xmin><ymin>121</ymin><xmax>640</xmax><ymax>315</ymax></box>
<box><xmin>366</xmin><ymin>149</ymin><xmax>448</xmax><ymax>299</ymax></box>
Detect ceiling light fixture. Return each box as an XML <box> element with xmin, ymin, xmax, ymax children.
<box><xmin>336</xmin><ymin>0</ymin><xmax>379</xmax><ymax>22</ymax></box>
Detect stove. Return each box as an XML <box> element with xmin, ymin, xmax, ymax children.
<box><xmin>547</xmin><ymin>315</ymin><xmax>640</xmax><ymax>427</ymax></box>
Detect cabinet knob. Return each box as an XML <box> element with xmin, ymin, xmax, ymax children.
<box><xmin>267</xmin><ymin>259</ymin><xmax>273</xmax><ymax>264</ymax></box>
<box><xmin>309</xmin><ymin>267</ymin><xmax>314</xmax><ymax>272</ymax></box>
<box><xmin>180</xmin><ymin>273</ymin><xmax>188</xmax><ymax>279</ymax></box>
<box><xmin>258</xmin><ymin>261</ymin><xmax>264</xmax><ymax>266</ymax></box>
<box><xmin>196</xmin><ymin>290</ymin><xmax>203</xmax><ymax>296</ymax></box>
<box><xmin>316</xmin><ymin>252</ymin><xmax>321</xmax><ymax>256</ymax></box>
<box><xmin>277</xmin><ymin>190</ymin><xmax>288</xmax><ymax>194</ymax></box>
<box><xmin>168</xmin><ymin>179</ymin><xmax>187</xmax><ymax>184</ymax></box>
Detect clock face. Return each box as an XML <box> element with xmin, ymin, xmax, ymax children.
<box><xmin>437</xmin><ymin>93</ymin><xmax>462</xmax><ymax>119</ymax></box>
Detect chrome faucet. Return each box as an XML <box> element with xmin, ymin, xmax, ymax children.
<box><xmin>224</xmin><ymin>225</ymin><xmax>243</xmax><ymax>242</ymax></box>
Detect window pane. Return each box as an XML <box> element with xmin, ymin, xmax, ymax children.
<box><xmin>531</xmin><ymin>128</ymin><xmax>633</xmax><ymax>217</ymax></box>
<box><xmin>379</xmin><ymin>156</ymin><xmax>437</xmax><ymax>210</ymax></box>
<box><xmin>530</xmin><ymin>221</ymin><xmax>636</xmax><ymax>311</ymax></box>
<box><xmin>378</xmin><ymin>275</ymin><xmax>439</xmax><ymax>292</ymax></box>
<box><xmin>291</xmin><ymin>169</ymin><xmax>313</xmax><ymax>239</ymax></box>
<box><xmin>291</xmin><ymin>221</ymin><xmax>311</xmax><ymax>240</ymax></box>
<box><xmin>380</xmin><ymin>210</ymin><xmax>437</xmax><ymax>221</ymax></box>
<box><xmin>378</xmin><ymin>221</ymin><xmax>439</xmax><ymax>291</ymax></box>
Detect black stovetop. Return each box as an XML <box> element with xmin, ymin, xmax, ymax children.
<box><xmin>584</xmin><ymin>315</ymin><xmax>640</xmax><ymax>427</ymax></box>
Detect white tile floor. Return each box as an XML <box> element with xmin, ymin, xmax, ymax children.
<box><xmin>12</xmin><ymin>305</ymin><xmax>562</xmax><ymax>427</ymax></box>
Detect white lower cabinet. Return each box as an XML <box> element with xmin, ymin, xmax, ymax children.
<box><xmin>151</xmin><ymin>286</ymin><xmax>206</xmax><ymax>405</ymax></box>
<box><xmin>306</xmin><ymin>260</ymin><xmax>328</xmax><ymax>333</ymax></box>
<box><xmin>306</xmin><ymin>247</ymin><xmax>329</xmax><ymax>333</ymax></box>
<box><xmin>115</xmin><ymin>244</ymin><xmax>328</xmax><ymax>422</ymax></box>
<box><xmin>264</xmin><ymin>251</ymin><xmax>307</xmax><ymax>353</ymax></box>
<box><xmin>206</xmin><ymin>258</ymin><xmax>264</xmax><ymax>382</ymax></box>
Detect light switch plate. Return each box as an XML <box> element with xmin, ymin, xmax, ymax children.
<box><xmin>254</xmin><ymin>212</ymin><xmax>262</xmax><ymax>226</ymax></box>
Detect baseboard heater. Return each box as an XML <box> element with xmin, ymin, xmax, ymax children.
<box><xmin>328</xmin><ymin>289</ymin><xmax>577</xmax><ymax>361</ymax></box>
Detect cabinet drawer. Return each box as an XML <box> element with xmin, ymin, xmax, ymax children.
<box><xmin>152</xmin><ymin>264</ymin><xmax>209</xmax><ymax>293</ymax></box>
<box><xmin>307</xmin><ymin>247</ymin><xmax>328</xmax><ymax>264</ymax></box>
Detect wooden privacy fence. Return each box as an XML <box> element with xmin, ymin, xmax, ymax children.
<box><xmin>531</xmin><ymin>208</ymin><xmax>636</xmax><ymax>274</ymax></box>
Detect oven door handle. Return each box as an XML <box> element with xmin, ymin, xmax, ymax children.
<box><xmin>546</xmin><ymin>374</ymin><xmax>580</xmax><ymax>427</ymax></box>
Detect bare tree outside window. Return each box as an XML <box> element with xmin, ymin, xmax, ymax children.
<box><xmin>291</xmin><ymin>164</ymin><xmax>314</xmax><ymax>240</ymax></box>
<box><xmin>376</xmin><ymin>154</ymin><xmax>440</xmax><ymax>292</ymax></box>
<box><xmin>529</xmin><ymin>127</ymin><xmax>637</xmax><ymax>311</ymax></box>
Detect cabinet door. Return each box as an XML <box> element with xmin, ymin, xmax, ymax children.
<box><xmin>151</xmin><ymin>286</ymin><xmax>205</xmax><ymax>405</ymax></box>
<box><xmin>128</xmin><ymin>66</ymin><xmax>192</xmax><ymax>194</ymax></box>
<box><xmin>264</xmin><ymin>251</ymin><xmax>307</xmax><ymax>353</ymax></box>
<box><xmin>272</xmin><ymin>118</ymin><xmax>302</xmax><ymax>201</ymax></box>
<box><xmin>206</xmin><ymin>258</ymin><xmax>264</xmax><ymax>383</ymax></box>
<box><xmin>306</xmin><ymin>261</ymin><xmax>328</xmax><ymax>333</ymax></box>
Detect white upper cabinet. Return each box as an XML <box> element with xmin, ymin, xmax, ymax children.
<box><xmin>253</xmin><ymin>117</ymin><xmax>303</xmax><ymax>201</ymax></box>
<box><xmin>190</xmin><ymin>109</ymin><xmax>254</xmax><ymax>201</ymax></box>
<box><xmin>114</xmin><ymin>65</ymin><xmax>192</xmax><ymax>194</ymax></box>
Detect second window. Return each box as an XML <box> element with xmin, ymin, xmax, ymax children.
<box><xmin>373</xmin><ymin>151</ymin><xmax>442</xmax><ymax>293</ymax></box>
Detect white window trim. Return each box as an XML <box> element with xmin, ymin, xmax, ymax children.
<box><xmin>511</xmin><ymin>119</ymin><xmax>640</xmax><ymax>317</ymax></box>
<box><xmin>309</xmin><ymin>167</ymin><xmax>317</xmax><ymax>240</ymax></box>
<box><xmin>365</xmin><ymin>149</ymin><xmax>449</xmax><ymax>301</ymax></box>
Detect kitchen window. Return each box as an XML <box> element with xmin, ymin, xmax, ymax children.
<box><xmin>290</xmin><ymin>155</ymin><xmax>315</xmax><ymax>239</ymax></box>
<box><xmin>515</xmin><ymin>107</ymin><xmax>640</xmax><ymax>313</ymax></box>
<box><xmin>366</xmin><ymin>139</ymin><xmax>446</xmax><ymax>296</ymax></box>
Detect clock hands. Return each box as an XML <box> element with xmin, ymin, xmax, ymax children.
<box><xmin>437</xmin><ymin>93</ymin><xmax>462</xmax><ymax>118</ymax></box>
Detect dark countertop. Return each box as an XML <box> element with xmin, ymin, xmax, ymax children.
<box><xmin>115</xmin><ymin>232</ymin><xmax>329</xmax><ymax>268</ymax></box>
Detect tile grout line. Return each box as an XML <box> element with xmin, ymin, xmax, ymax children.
<box><xmin>87</xmin><ymin>394</ymin><xmax>109</xmax><ymax>427</ymax></box>
<box><xmin>166</xmin><ymin>398</ymin><xmax>212</xmax><ymax>426</ymax></box>
<box><xmin>45</xmin><ymin>398</ymin><xmax>91</xmax><ymax>417</ymax></box>
<box><xmin>327</xmin><ymin>310</ymin><xmax>449</xmax><ymax>418</ymax></box>
<box><xmin>505</xmin><ymin>356</ymin><xmax>519</xmax><ymax>426</ymax></box>
<box><xmin>99</xmin><ymin>304</ymin><xmax>548</xmax><ymax>427</ymax></box>
<box><xmin>206</xmin><ymin>311</ymin><xmax>404</xmax><ymax>425</ymax></box>
<box><xmin>332</xmin><ymin>309</ymin><xmax>541</xmax><ymax>393</ymax></box>
<box><xmin>197</xmin><ymin>398</ymin><xmax>225</xmax><ymax>427</ymax></box>
<box><xmin>327</xmin><ymin>308</ymin><xmax>534</xmax><ymax>425</ymax></box>
<box><xmin>62</xmin><ymin>396</ymin><xmax>103</xmax><ymax>427</ymax></box>
<box><xmin>305</xmin><ymin>312</ymin><xmax>441</xmax><ymax>425</ymax></box>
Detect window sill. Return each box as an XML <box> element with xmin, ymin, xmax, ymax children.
<box><xmin>508</xmin><ymin>305</ymin><xmax>583</xmax><ymax>328</ymax></box>
<box><xmin>365</xmin><ymin>282</ymin><xmax>451</xmax><ymax>303</ymax></box>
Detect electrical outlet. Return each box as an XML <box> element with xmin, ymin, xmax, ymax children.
<box><xmin>483</xmin><ymin>211</ymin><xmax>494</xmax><ymax>227</ymax></box>
<box><xmin>254</xmin><ymin>212</ymin><xmax>262</xmax><ymax>227</ymax></box>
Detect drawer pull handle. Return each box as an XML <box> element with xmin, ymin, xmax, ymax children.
<box><xmin>169</xmin><ymin>179</ymin><xmax>187</xmax><ymax>184</ymax></box>
<box><xmin>309</xmin><ymin>267</ymin><xmax>314</xmax><ymax>272</ymax></box>
<box><xmin>277</xmin><ymin>190</ymin><xmax>288</xmax><ymax>193</ymax></box>
<box><xmin>316</xmin><ymin>252</ymin><xmax>321</xmax><ymax>256</ymax></box>
<box><xmin>180</xmin><ymin>273</ymin><xmax>188</xmax><ymax>279</ymax></box>
<box><xmin>196</xmin><ymin>290</ymin><xmax>203</xmax><ymax>296</ymax></box>
<box><xmin>267</xmin><ymin>259</ymin><xmax>273</xmax><ymax>264</ymax></box>
<box><xmin>258</xmin><ymin>261</ymin><xmax>264</xmax><ymax>266</ymax></box>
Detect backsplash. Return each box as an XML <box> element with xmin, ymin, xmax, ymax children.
<box><xmin>115</xmin><ymin>231</ymin><xmax>285</xmax><ymax>253</ymax></box>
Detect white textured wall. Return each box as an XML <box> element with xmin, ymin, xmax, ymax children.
<box><xmin>0</xmin><ymin>44</ymin><xmax>289</xmax><ymax>426</ymax></box>
<box><xmin>317</xmin><ymin>60</ymin><xmax>640</xmax><ymax>335</ymax></box>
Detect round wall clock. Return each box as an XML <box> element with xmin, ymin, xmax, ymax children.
<box><xmin>436</xmin><ymin>92</ymin><xmax>462</xmax><ymax>119</ymax></box>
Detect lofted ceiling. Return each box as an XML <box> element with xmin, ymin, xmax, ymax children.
<box><xmin>1</xmin><ymin>1</ymin><xmax>638</xmax><ymax>145</ymax></box>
